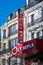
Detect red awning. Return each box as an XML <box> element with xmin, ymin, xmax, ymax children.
<box><xmin>11</xmin><ymin>39</ymin><xmax>43</xmax><ymax>57</ymax></box>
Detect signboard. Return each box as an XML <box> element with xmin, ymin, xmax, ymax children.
<box><xmin>18</xmin><ymin>14</ymin><xmax>24</xmax><ymax>43</ymax></box>
<box><xmin>11</xmin><ymin>39</ymin><xmax>43</xmax><ymax>57</ymax></box>
<box><xmin>11</xmin><ymin>39</ymin><xmax>36</xmax><ymax>57</ymax></box>
<box><xmin>12</xmin><ymin>43</ymin><xmax>35</xmax><ymax>56</ymax></box>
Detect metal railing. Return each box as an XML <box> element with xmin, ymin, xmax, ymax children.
<box><xmin>27</xmin><ymin>17</ymin><xmax>43</xmax><ymax>27</ymax></box>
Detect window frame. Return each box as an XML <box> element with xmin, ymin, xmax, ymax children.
<box><xmin>8</xmin><ymin>24</ymin><xmax>18</xmax><ymax>36</ymax></box>
<box><xmin>10</xmin><ymin>38</ymin><xmax>18</xmax><ymax>47</ymax></box>
<box><xmin>3</xmin><ymin>29</ymin><xmax>6</xmax><ymax>38</ymax></box>
<box><xmin>3</xmin><ymin>43</ymin><xmax>6</xmax><ymax>50</ymax></box>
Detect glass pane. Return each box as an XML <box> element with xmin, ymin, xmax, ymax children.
<box><xmin>9</xmin><ymin>24</ymin><xmax>18</xmax><ymax>36</ymax></box>
<box><xmin>10</xmin><ymin>57</ymin><xmax>17</xmax><ymax>65</ymax></box>
<box><xmin>11</xmin><ymin>38</ymin><xmax>18</xmax><ymax>47</ymax></box>
<box><xmin>34</xmin><ymin>8</ymin><xmax>42</xmax><ymax>20</ymax></box>
<box><xmin>31</xmin><ymin>33</ymin><xmax>34</xmax><ymax>39</ymax></box>
<box><xmin>13</xmin><ymin>25</ymin><xmax>16</xmax><ymax>31</ymax></box>
<box><xmin>3</xmin><ymin>29</ymin><xmax>6</xmax><ymax>38</ymax></box>
<box><xmin>11</xmin><ymin>39</ymin><xmax>15</xmax><ymax>47</ymax></box>
<box><xmin>16</xmin><ymin>24</ymin><xmax>18</xmax><ymax>30</ymax></box>
<box><xmin>3</xmin><ymin>43</ymin><xmax>6</xmax><ymax>49</ymax></box>
<box><xmin>37</xmin><ymin>32</ymin><xmax>40</xmax><ymax>38</ymax></box>
<box><xmin>15</xmin><ymin>38</ymin><xmax>18</xmax><ymax>45</ymax></box>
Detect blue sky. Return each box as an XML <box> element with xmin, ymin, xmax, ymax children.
<box><xmin>0</xmin><ymin>0</ymin><xmax>26</xmax><ymax>26</ymax></box>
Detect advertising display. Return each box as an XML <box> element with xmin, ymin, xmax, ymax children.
<box><xmin>18</xmin><ymin>14</ymin><xmax>24</xmax><ymax>43</ymax></box>
<box><xmin>11</xmin><ymin>39</ymin><xmax>43</xmax><ymax>57</ymax></box>
<box><xmin>11</xmin><ymin>42</ymin><xmax>35</xmax><ymax>56</ymax></box>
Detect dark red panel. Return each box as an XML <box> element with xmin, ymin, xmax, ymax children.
<box><xmin>11</xmin><ymin>39</ymin><xmax>43</xmax><ymax>57</ymax></box>
<box><xmin>11</xmin><ymin>39</ymin><xmax>36</xmax><ymax>57</ymax></box>
<box><xmin>36</xmin><ymin>39</ymin><xmax>43</xmax><ymax>51</ymax></box>
<box><xmin>18</xmin><ymin>14</ymin><xmax>24</xmax><ymax>43</ymax></box>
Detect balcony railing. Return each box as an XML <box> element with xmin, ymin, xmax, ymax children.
<box><xmin>27</xmin><ymin>17</ymin><xmax>43</xmax><ymax>27</ymax></box>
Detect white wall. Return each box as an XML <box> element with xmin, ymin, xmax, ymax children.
<box><xmin>24</xmin><ymin>7</ymin><xmax>43</xmax><ymax>41</ymax></box>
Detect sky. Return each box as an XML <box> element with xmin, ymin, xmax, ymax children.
<box><xmin>0</xmin><ymin>0</ymin><xmax>26</xmax><ymax>26</ymax></box>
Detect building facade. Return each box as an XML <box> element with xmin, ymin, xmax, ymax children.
<box><xmin>0</xmin><ymin>0</ymin><xmax>43</xmax><ymax>65</ymax></box>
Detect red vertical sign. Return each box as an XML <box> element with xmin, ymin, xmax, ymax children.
<box><xmin>18</xmin><ymin>14</ymin><xmax>24</xmax><ymax>43</ymax></box>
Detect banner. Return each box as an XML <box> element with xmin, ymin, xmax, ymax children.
<box><xmin>11</xmin><ymin>39</ymin><xmax>43</xmax><ymax>57</ymax></box>
<box><xmin>18</xmin><ymin>14</ymin><xmax>24</xmax><ymax>43</ymax></box>
<box><xmin>11</xmin><ymin>39</ymin><xmax>36</xmax><ymax>57</ymax></box>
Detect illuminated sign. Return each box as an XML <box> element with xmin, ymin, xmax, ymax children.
<box><xmin>18</xmin><ymin>14</ymin><xmax>24</xmax><ymax>43</ymax></box>
<box><xmin>11</xmin><ymin>42</ymin><xmax>35</xmax><ymax>57</ymax></box>
<box><xmin>11</xmin><ymin>39</ymin><xmax>43</xmax><ymax>57</ymax></box>
<box><xmin>12</xmin><ymin>43</ymin><xmax>34</xmax><ymax>55</ymax></box>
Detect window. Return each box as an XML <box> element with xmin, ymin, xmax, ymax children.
<box><xmin>34</xmin><ymin>8</ymin><xmax>42</xmax><ymax>20</ymax></box>
<box><xmin>31</xmin><ymin>14</ymin><xmax>34</xmax><ymax>25</ymax></box>
<box><xmin>10</xmin><ymin>57</ymin><xmax>24</xmax><ymax>65</ymax></box>
<box><xmin>42</xmin><ymin>8</ymin><xmax>43</xmax><ymax>20</ymax></box>
<box><xmin>2</xmin><ymin>59</ymin><xmax>8</xmax><ymax>65</ymax></box>
<box><xmin>2</xmin><ymin>59</ymin><xmax>5</xmax><ymax>65</ymax></box>
<box><xmin>3</xmin><ymin>29</ymin><xmax>6</xmax><ymax>38</ymax></box>
<box><xmin>8</xmin><ymin>24</ymin><xmax>18</xmax><ymax>36</ymax></box>
<box><xmin>10</xmin><ymin>38</ymin><xmax>18</xmax><ymax>47</ymax></box>
<box><xmin>8</xmin><ymin>41</ymin><xmax>11</xmax><ymax>50</ymax></box>
<box><xmin>37</xmin><ymin>31</ymin><xmax>40</xmax><ymax>39</ymax></box>
<box><xmin>3</xmin><ymin>43</ymin><xmax>6</xmax><ymax>50</ymax></box>
<box><xmin>31</xmin><ymin>33</ymin><xmax>34</xmax><ymax>39</ymax></box>
<box><xmin>10</xmin><ymin>57</ymin><xmax>17</xmax><ymax>65</ymax></box>
<box><xmin>41</xmin><ymin>29</ymin><xmax>43</xmax><ymax>39</ymax></box>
